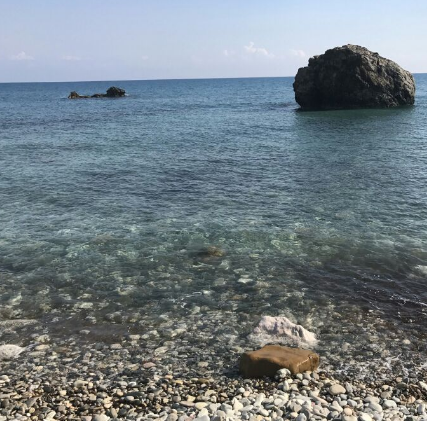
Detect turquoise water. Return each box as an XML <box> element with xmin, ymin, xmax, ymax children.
<box><xmin>1</xmin><ymin>76</ymin><xmax>427</xmax><ymax>353</ymax></box>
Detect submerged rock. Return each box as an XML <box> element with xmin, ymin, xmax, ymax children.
<box><xmin>68</xmin><ymin>86</ymin><xmax>126</xmax><ymax>99</ymax></box>
<box><xmin>196</xmin><ymin>246</ymin><xmax>226</xmax><ymax>259</ymax></box>
<box><xmin>240</xmin><ymin>344</ymin><xmax>320</xmax><ymax>377</ymax></box>
<box><xmin>251</xmin><ymin>315</ymin><xmax>318</xmax><ymax>347</ymax></box>
<box><xmin>293</xmin><ymin>44</ymin><xmax>415</xmax><ymax>110</ymax></box>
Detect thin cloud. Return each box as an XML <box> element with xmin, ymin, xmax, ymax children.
<box><xmin>141</xmin><ymin>55</ymin><xmax>149</xmax><ymax>61</ymax></box>
<box><xmin>61</xmin><ymin>55</ymin><xmax>81</xmax><ymax>61</ymax></box>
<box><xmin>11</xmin><ymin>51</ymin><xmax>34</xmax><ymax>61</ymax></box>
<box><xmin>223</xmin><ymin>49</ymin><xmax>235</xmax><ymax>57</ymax></box>
<box><xmin>244</xmin><ymin>42</ymin><xmax>274</xmax><ymax>58</ymax></box>
<box><xmin>290</xmin><ymin>49</ymin><xmax>306</xmax><ymax>58</ymax></box>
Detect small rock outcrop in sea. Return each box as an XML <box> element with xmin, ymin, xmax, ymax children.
<box><xmin>240</xmin><ymin>344</ymin><xmax>320</xmax><ymax>377</ymax></box>
<box><xmin>250</xmin><ymin>315</ymin><xmax>318</xmax><ymax>347</ymax></box>
<box><xmin>105</xmin><ymin>86</ymin><xmax>126</xmax><ymax>97</ymax></box>
<box><xmin>293</xmin><ymin>44</ymin><xmax>415</xmax><ymax>110</ymax></box>
<box><xmin>68</xmin><ymin>86</ymin><xmax>126</xmax><ymax>99</ymax></box>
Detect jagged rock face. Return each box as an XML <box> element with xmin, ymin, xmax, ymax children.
<box><xmin>68</xmin><ymin>91</ymin><xmax>84</xmax><ymax>99</ymax></box>
<box><xmin>293</xmin><ymin>45</ymin><xmax>415</xmax><ymax>110</ymax></box>
<box><xmin>106</xmin><ymin>87</ymin><xmax>126</xmax><ymax>97</ymax></box>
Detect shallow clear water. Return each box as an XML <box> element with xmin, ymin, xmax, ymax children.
<box><xmin>1</xmin><ymin>76</ymin><xmax>427</xmax><ymax>356</ymax></box>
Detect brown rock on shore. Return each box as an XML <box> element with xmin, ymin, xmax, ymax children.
<box><xmin>240</xmin><ymin>344</ymin><xmax>320</xmax><ymax>378</ymax></box>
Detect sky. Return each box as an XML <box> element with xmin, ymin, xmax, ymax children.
<box><xmin>1</xmin><ymin>0</ymin><xmax>427</xmax><ymax>83</ymax></box>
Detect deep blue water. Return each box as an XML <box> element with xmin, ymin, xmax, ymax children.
<box><xmin>1</xmin><ymin>76</ymin><xmax>427</xmax><ymax>350</ymax></box>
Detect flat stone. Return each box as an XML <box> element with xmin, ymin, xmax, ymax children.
<box><xmin>240</xmin><ymin>345</ymin><xmax>320</xmax><ymax>378</ymax></box>
<box><xmin>180</xmin><ymin>401</ymin><xmax>195</xmax><ymax>408</ymax></box>
<box><xmin>143</xmin><ymin>362</ymin><xmax>156</xmax><ymax>369</ymax></box>
<box><xmin>233</xmin><ymin>400</ymin><xmax>244</xmax><ymax>411</ymax></box>
<box><xmin>359</xmin><ymin>413</ymin><xmax>373</xmax><ymax>421</ymax></box>
<box><xmin>34</xmin><ymin>344</ymin><xmax>49</xmax><ymax>351</ymax></box>
<box><xmin>110</xmin><ymin>343</ymin><xmax>122</xmax><ymax>350</ymax></box>
<box><xmin>93</xmin><ymin>415</ymin><xmax>110</xmax><ymax>421</ymax></box>
<box><xmin>73</xmin><ymin>379</ymin><xmax>87</xmax><ymax>388</ymax></box>
<box><xmin>369</xmin><ymin>402</ymin><xmax>383</xmax><ymax>413</ymax></box>
<box><xmin>342</xmin><ymin>416</ymin><xmax>357</xmax><ymax>421</ymax></box>
<box><xmin>383</xmin><ymin>400</ymin><xmax>397</xmax><ymax>409</ymax></box>
<box><xmin>330</xmin><ymin>384</ymin><xmax>346</xmax><ymax>395</ymax></box>
<box><xmin>194</xmin><ymin>416</ymin><xmax>210</xmax><ymax>421</ymax></box>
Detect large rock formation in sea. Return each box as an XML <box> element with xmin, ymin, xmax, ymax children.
<box><xmin>68</xmin><ymin>86</ymin><xmax>126</xmax><ymax>99</ymax></box>
<box><xmin>293</xmin><ymin>45</ymin><xmax>415</xmax><ymax>110</ymax></box>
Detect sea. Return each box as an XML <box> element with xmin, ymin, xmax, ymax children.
<box><xmin>1</xmin><ymin>76</ymin><xmax>427</xmax><ymax>369</ymax></box>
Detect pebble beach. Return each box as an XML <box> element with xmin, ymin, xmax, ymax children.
<box><xmin>1</xmin><ymin>308</ymin><xmax>427</xmax><ymax>421</ymax></box>
<box><xmin>1</xmin><ymin>344</ymin><xmax>427</xmax><ymax>421</ymax></box>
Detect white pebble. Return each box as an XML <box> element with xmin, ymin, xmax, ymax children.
<box><xmin>0</xmin><ymin>344</ymin><xmax>25</xmax><ymax>360</ymax></box>
<box><xmin>330</xmin><ymin>384</ymin><xmax>346</xmax><ymax>395</ymax></box>
<box><xmin>369</xmin><ymin>402</ymin><xmax>383</xmax><ymax>413</ymax></box>
<box><xmin>358</xmin><ymin>413</ymin><xmax>373</xmax><ymax>421</ymax></box>
<box><xmin>383</xmin><ymin>400</ymin><xmax>397</xmax><ymax>409</ymax></box>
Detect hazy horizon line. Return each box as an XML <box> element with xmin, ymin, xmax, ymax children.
<box><xmin>0</xmin><ymin>75</ymin><xmax>295</xmax><ymax>84</ymax></box>
<box><xmin>2</xmin><ymin>72</ymin><xmax>426</xmax><ymax>85</ymax></box>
